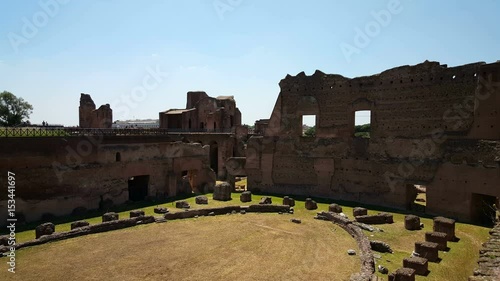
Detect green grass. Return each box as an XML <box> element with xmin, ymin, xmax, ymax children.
<box><xmin>5</xmin><ymin>193</ymin><xmax>490</xmax><ymax>281</ymax></box>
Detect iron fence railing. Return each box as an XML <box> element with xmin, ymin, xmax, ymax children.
<box><xmin>0</xmin><ymin>127</ymin><xmax>234</xmax><ymax>137</ymax></box>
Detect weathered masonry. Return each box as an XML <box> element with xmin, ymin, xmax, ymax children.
<box><xmin>79</xmin><ymin>93</ymin><xmax>112</xmax><ymax>128</ymax></box>
<box><xmin>0</xmin><ymin>137</ymin><xmax>215</xmax><ymax>224</ymax></box>
<box><xmin>246</xmin><ymin>61</ymin><xmax>500</xmax><ymax>223</ymax></box>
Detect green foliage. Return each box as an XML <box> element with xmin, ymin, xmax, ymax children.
<box><xmin>244</xmin><ymin>124</ymin><xmax>255</xmax><ymax>130</ymax></box>
<box><xmin>0</xmin><ymin>91</ymin><xmax>33</xmax><ymax>126</ymax></box>
<box><xmin>304</xmin><ymin>126</ymin><xmax>316</xmax><ymax>137</ymax></box>
<box><xmin>354</xmin><ymin>123</ymin><xmax>370</xmax><ymax>138</ymax></box>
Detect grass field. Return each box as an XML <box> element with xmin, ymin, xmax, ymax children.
<box><xmin>0</xmin><ymin>193</ymin><xmax>490</xmax><ymax>281</ymax></box>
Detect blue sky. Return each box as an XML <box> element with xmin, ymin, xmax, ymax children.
<box><xmin>0</xmin><ymin>0</ymin><xmax>499</xmax><ymax>126</ymax></box>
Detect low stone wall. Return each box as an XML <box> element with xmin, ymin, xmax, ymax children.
<box><xmin>318</xmin><ymin>211</ymin><xmax>375</xmax><ymax>281</ymax></box>
<box><xmin>163</xmin><ymin>205</ymin><xmax>290</xmax><ymax>220</ymax></box>
<box><xmin>355</xmin><ymin>213</ymin><xmax>393</xmax><ymax>225</ymax></box>
<box><xmin>0</xmin><ymin>216</ymin><xmax>155</xmax><ymax>254</ymax></box>
<box><xmin>469</xmin><ymin>222</ymin><xmax>500</xmax><ymax>281</ymax></box>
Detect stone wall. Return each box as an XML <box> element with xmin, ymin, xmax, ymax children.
<box><xmin>469</xmin><ymin>222</ymin><xmax>500</xmax><ymax>280</ymax></box>
<box><xmin>0</xmin><ymin>137</ymin><xmax>215</xmax><ymax>225</ymax></box>
<box><xmin>246</xmin><ymin>61</ymin><xmax>500</xmax><ymax>223</ymax></box>
<box><xmin>79</xmin><ymin>93</ymin><xmax>112</xmax><ymax>128</ymax></box>
<box><xmin>159</xmin><ymin>91</ymin><xmax>242</xmax><ymax>131</ymax></box>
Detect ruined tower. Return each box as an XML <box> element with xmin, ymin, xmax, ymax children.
<box><xmin>79</xmin><ymin>93</ymin><xmax>112</xmax><ymax>128</ymax></box>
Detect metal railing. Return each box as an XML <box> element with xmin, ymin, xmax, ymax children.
<box><xmin>0</xmin><ymin>127</ymin><xmax>234</xmax><ymax>138</ymax></box>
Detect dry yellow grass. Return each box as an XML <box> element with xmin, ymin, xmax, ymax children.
<box><xmin>0</xmin><ymin>194</ymin><xmax>490</xmax><ymax>281</ymax></box>
<box><xmin>1</xmin><ymin>213</ymin><xmax>360</xmax><ymax>281</ymax></box>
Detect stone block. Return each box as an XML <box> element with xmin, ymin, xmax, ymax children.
<box><xmin>195</xmin><ymin>195</ymin><xmax>209</xmax><ymax>205</ymax></box>
<box><xmin>353</xmin><ymin>207</ymin><xmax>367</xmax><ymax>217</ymax></box>
<box><xmin>388</xmin><ymin>267</ymin><xmax>416</xmax><ymax>281</ymax></box>
<box><xmin>213</xmin><ymin>182</ymin><xmax>232</xmax><ymax>201</ymax></box>
<box><xmin>130</xmin><ymin>210</ymin><xmax>145</xmax><ymax>218</ymax></box>
<box><xmin>415</xmin><ymin>241</ymin><xmax>439</xmax><ymax>262</ymax></box>
<box><xmin>403</xmin><ymin>256</ymin><xmax>428</xmax><ymax>276</ymax></box>
<box><xmin>102</xmin><ymin>212</ymin><xmax>119</xmax><ymax>222</ymax></box>
<box><xmin>380</xmin><ymin>212</ymin><xmax>394</xmax><ymax>223</ymax></box>
<box><xmin>433</xmin><ymin>217</ymin><xmax>456</xmax><ymax>241</ymax></box>
<box><xmin>0</xmin><ymin>235</ymin><xmax>9</xmax><ymax>246</ymax></box>
<box><xmin>405</xmin><ymin>215</ymin><xmax>421</xmax><ymax>230</ymax></box>
<box><xmin>370</xmin><ymin>240</ymin><xmax>393</xmax><ymax>253</ymax></box>
<box><xmin>283</xmin><ymin>196</ymin><xmax>295</xmax><ymax>207</ymax></box>
<box><xmin>305</xmin><ymin>198</ymin><xmax>318</xmax><ymax>210</ymax></box>
<box><xmin>355</xmin><ymin>213</ymin><xmax>393</xmax><ymax>225</ymax></box>
<box><xmin>175</xmin><ymin>201</ymin><xmax>190</xmax><ymax>209</ymax></box>
<box><xmin>35</xmin><ymin>222</ymin><xmax>55</xmax><ymax>239</ymax></box>
<box><xmin>259</xmin><ymin>197</ymin><xmax>272</xmax><ymax>205</ymax></box>
<box><xmin>329</xmin><ymin>203</ymin><xmax>342</xmax><ymax>213</ymax></box>
<box><xmin>240</xmin><ymin>191</ymin><xmax>252</xmax><ymax>203</ymax></box>
<box><xmin>70</xmin><ymin>220</ymin><xmax>90</xmax><ymax>230</ymax></box>
<box><xmin>425</xmin><ymin>232</ymin><xmax>448</xmax><ymax>251</ymax></box>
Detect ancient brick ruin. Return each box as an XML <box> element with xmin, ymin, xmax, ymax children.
<box><xmin>158</xmin><ymin>91</ymin><xmax>248</xmax><ymax>179</ymax></box>
<box><xmin>0</xmin><ymin>137</ymin><xmax>215</xmax><ymax>223</ymax></box>
<box><xmin>245</xmin><ymin>60</ymin><xmax>500</xmax><ymax>223</ymax></box>
<box><xmin>159</xmin><ymin>91</ymin><xmax>242</xmax><ymax>132</ymax></box>
<box><xmin>79</xmin><ymin>93</ymin><xmax>113</xmax><ymax>128</ymax></box>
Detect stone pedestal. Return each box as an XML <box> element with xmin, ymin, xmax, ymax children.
<box><xmin>329</xmin><ymin>203</ymin><xmax>342</xmax><ymax>213</ymax></box>
<box><xmin>414</xmin><ymin>241</ymin><xmax>439</xmax><ymax>262</ymax></box>
<box><xmin>240</xmin><ymin>191</ymin><xmax>252</xmax><ymax>203</ymax></box>
<box><xmin>305</xmin><ymin>198</ymin><xmax>318</xmax><ymax>210</ymax></box>
<box><xmin>259</xmin><ymin>197</ymin><xmax>272</xmax><ymax>205</ymax></box>
<box><xmin>283</xmin><ymin>196</ymin><xmax>295</xmax><ymax>207</ymax></box>
<box><xmin>353</xmin><ymin>207</ymin><xmax>367</xmax><ymax>217</ymax></box>
<box><xmin>405</xmin><ymin>215</ymin><xmax>421</xmax><ymax>230</ymax></box>
<box><xmin>213</xmin><ymin>182</ymin><xmax>232</xmax><ymax>201</ymax></box>
<box><xmin>433</xmin><ymin>217</ymin><xmax>456</xmax><ymax>241</ymax></box>
<box><xmin>195</xmin><ymin>195</ymin><xmax>209</xmax><ymax>205</ymax></box>
<box><xmin>130</xmin><ymin>210</ymin><xmax>145</xmax><ymax>218</ymax></box>
<box><xmin>35</xmin><ymin>222</ymin><xmax>55</xmax><ymax>239</ymax></box>
<box><xmin>403</xmin><ymin>257</ymin><xmax>428</xmax><ymax>276</ymax></box>
<box><xmin>388</xmin><ymin>267</ymin><xmax>416</xmax><ymax>281</ymax></box>
<box><xmin>425</xmin><ymin>232</ymin><xmax>448</xmax><ymax>251</ymax></box>
<box><xmin>102</xmin><ymin>212</ymin><xmax>119</xmax><ymax>222</ymax></box>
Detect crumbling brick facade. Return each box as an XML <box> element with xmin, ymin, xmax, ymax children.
<box><xmin>246</xmin><ymin>60</ymin><xmax>500</xmax><ymax>223</ymax></box>
<box><xmin>159</xmin><ymin>91</ymin><xmax>242</xmax><ymax>132</ymax></box>
<box><xmin>79</xmin><ymin>93</ymin><xmax>112</xmax><ymax>128</ymax></box>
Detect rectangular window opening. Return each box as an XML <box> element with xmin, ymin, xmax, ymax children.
<box><xmin>354</xmin><ymin>110</ymin><xmax>371</xmax><ymax>138</ymax></box>
<box><xmin>302</xmin><ymin>115</ymin><xmax>316</xmax><ymax>137</ymax></box>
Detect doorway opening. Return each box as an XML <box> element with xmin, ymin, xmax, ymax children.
<box><xmin>128</xmin><ymin>175</ymin><xmax>149</xmax><ymax>201</ymax></box>
<box><xmin>406</xmin><ymin>184</ymin><xmax>426</xmax><ymax>213</ymax></box>
<box><xmin>210</xmin><ymin>141</ymin><xmax>219</xmax><ymax>176</ymax></box>
<box><xmin>471</xmin><ymin>193</ymin><xmax>497</xmax><ymax>226</ymax></box>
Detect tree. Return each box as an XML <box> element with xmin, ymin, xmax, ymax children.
<box><xmin>0</xmin><ymin>91</ymin><xmax>33</xmax><ymax>126</ymax></box>
<box><xmin>354</xmin><ymin>123</ymin><xmax>371</xmax><ymax>138</ymax></box>
<box><xmin>304</xmin><ymin>126</ymin><xmax>316</xmax><ymax>137</ymax></box>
